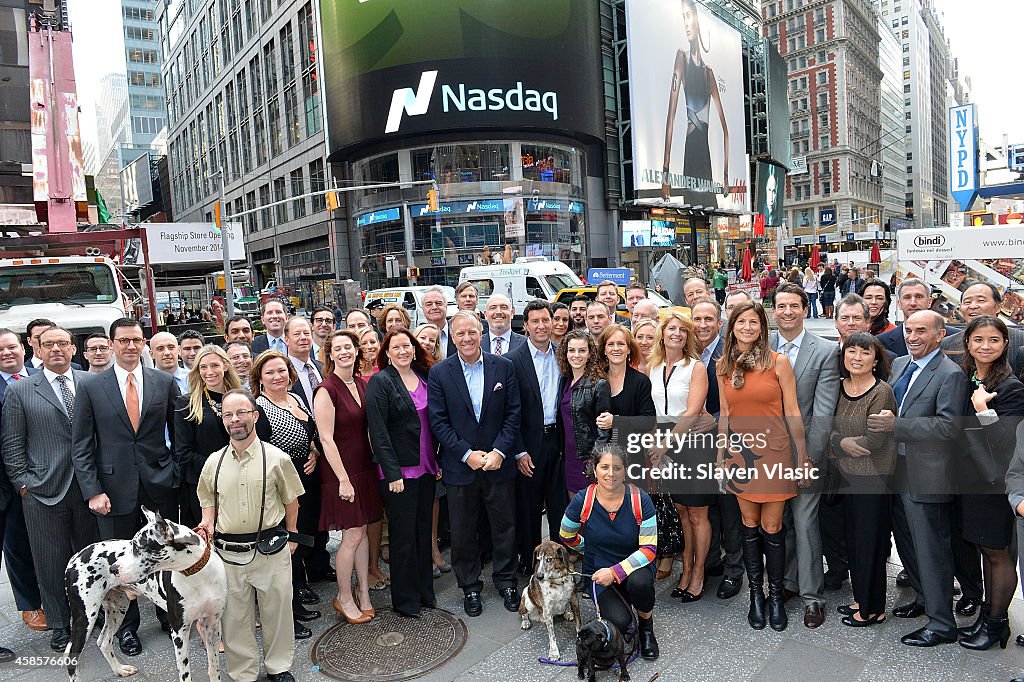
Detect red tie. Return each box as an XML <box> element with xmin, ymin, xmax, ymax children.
<box><xmin>11</xmin><ymin>373</ymin><xmax>21</xmax><ymax>381</ymax></box>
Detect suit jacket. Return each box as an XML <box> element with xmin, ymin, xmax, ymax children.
<box><xmin>961</xmin><ymin>375</ymin><xmax>1024</xmax><ymax>489</ymax></box>
<box><xmin>703</xmin><ymin>336</ymin><xmax>724</xmax><ymax>416</ymax></box>
<box><xmin>366</xmin><ymin>365</ymin><xmax>433</xmax><ymax>483</ymax></box>
<box><xmin>428</xmin><ymin>351</ymin><xmax>521</xmax><ymax>486</ymax></box>
<box><xmin>1006</xmin><ymin>420</ymin><xmax>1024</xmax><ymax>516</ymax></box>
<box><xmin>71</xmin><ymin>366</ymin><xmax>180</xmax><ymax>516</ymax></box>
<box><xmin>1</xmin><ymin>368</ymin><xmax>90</xmax><ymax>505</ymax></box>
<box><xmin>0</xmin><ymin>366</ymin><xmax>40</xmax><ymax>403</ymax></box>
<box><xmin>942</xmin><ymin>325</ymin><xmax>1024</xmax><ymax>377</ymax></box>
<box><xmin>878</xmin><ymin>324</ymin><xmax>909</xmax><ymax>357</ymax></box>
<box><xmin>289</xmin><ymin>357</ymin><xmax>324</xmax><ymax>410</ymax></box>
<box><xmin>769</xmin><ymin>330</ymin><xmax>840</xmax><ymax>461</ymax></box>
<box><xmin>481</xmin><ymin>330</ymin><xmax>526</xmax><ymax>356</ymax></box>
<box><xmin>888</xmin><ymin>351</ymin><xmax>968</xmax><ymax>502</ymax></box>
<box><xmin>251</xmin><ymin>332</ymin><xmax>286</xmax><ymax>356</ymax></box>
<box><xmin>508</xmin><ymin>340</ymin><xmax>557</xmax><ymax>459</ymax></box>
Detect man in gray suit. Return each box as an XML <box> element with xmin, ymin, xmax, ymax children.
<box><xmin>868</xmin><ymin>310</ymin><xmax>967</xmax><ymax>646</ymax></box>
<box><xmin>2</xmin><ymin>326</ymin><xmax>98</xmax><ymax>652</ymax></box>
<box><xmin>1006</xmin><ymin>422</ymin><xmax>1024</xmax><ymax>652</ymax></box>
<box><xmin>71</xmin><ymin>318</ymin><xmax>180</xmax><ymax>656</ymax></box>
<box><xmin>769</xmin><ymin>282</ymin><xmax>840</xmax><ymax>629</ymax></box>
<box><xmin>481</xmin><ymin>294</ymin><xmax>525</xmax><ymax>356</ymax></box>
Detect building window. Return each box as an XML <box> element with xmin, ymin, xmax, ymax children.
<box><xmin>815</xmin><ymin>28</ymin><xmax>825</xmax><ymax>43</ymax></box>
<box><xmin>257</xmin><ymin>183</ymin><xmax>270</xmax><ymax>230</ymax></box>
<box><xmin>901</xmin><ymin>16</ymin><xmax>908</xmax><ymax>25</ymax></box>
<box><xmin>822</xmin><ymin>180</ymin><xmax>831</xmax><ymax>196</ymax></box>
<box><xmin>273</xmin><ymin>177</ymin><xmax>287</xmax><ymax>225</ymax></box>
<box><xmin>410</xmin><ymin>144</ymin><xmax>512</xmax><ymax>183</ymax></box>
<box><xmin>267</xmin><ymin>97</ymin><xmax>282</xmax><ymax>156</ymax></box>
<box><xmin>284</xmin><ymin>84</ymin><xmax>300</xmax><ymax>146</ymax></box>
<box><xmin>906</xmin><ymin>152</ymin><xmax>913</xmax><ymax>160</ymax></box>
<box><xmin>309</xmin><ymin>159</ymin><xmax>326</xmax><ymax>212</ymax></box>
<box><xmin>253</xmin><ymin>111</ymin><xmax>266</xmax><ymax>165</ymax></box>
<box><xmin>817</xmin><ymin>71</ymin><xmax>827</xmax><ymax>85</ymax></box>
<box><xmin>290</xmin><ymin>168</ymin><xmax>306</xmax><ymax>219</ymax></box>
<box><xmin>239</xmin><ymin>121</ymin><xmax>251</xmax><ymax>173</ymax></box>
<box><xmin>521</xmin><ymin>144</ymin><xmax>580</xmax><ymax>184</ymax></box>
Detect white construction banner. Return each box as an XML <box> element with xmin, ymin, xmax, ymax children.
<box><xmin>145</xmin><ymin>222</ymin><xmax>246</xmax><ymax>264</ymax></box>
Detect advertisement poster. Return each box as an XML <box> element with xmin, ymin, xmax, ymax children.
<box><xmin>622</xmin><ymin>220</ymin><xmax>651</xmax><ymax>247</ymax></box>
<box><xmin>625</xmin><ymin>0</ymin><xmax>749</xmax><ymax>213</ymax></box>
<box><xmin>755</xmin><ymin>161</ymin><xmax>785</xmax><ymax>226</ymax></box>
<box><xmin>503</xmin><ymin>197</ymin><xmax>525</xmax><ymax>240</ymax></box>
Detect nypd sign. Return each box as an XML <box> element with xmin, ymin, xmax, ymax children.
<box><xmin>948</xmin><ymin>104</ymin><xmax>978</xmax><ymax>212</ymax></box>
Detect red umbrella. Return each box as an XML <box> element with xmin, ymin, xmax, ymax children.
<box><xmin>870</xmin><ymin>240</ymin><xmax>881</xmax><ymax>264</ymax></box>
<box><xmin>741</xmin><ymin>248</ymin><xmax>753</xmax><ymax>281</ymax></box>
<box><xmin>810</xmin><ymin>245</ymin><xmax>821</xmax><ymax>269</ymax></box>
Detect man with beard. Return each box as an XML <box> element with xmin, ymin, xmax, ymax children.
<box><xmin>569</xmin><ymin>295</ymin><xmax>590</xmax><ymax>331</ymax></box>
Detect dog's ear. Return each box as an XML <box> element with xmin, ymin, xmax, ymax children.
<box><xmin>172</xmin><ymin>528</ymin><xmax>201</xmax><ymax>547</ymax></box>
<box><xmin>141</xmin><ymin>506</ymin><xmax>159</xmax><ymax>526</ymax></box>
<box><xmin>557</xmin><ymin>544</ymin><xmax>569</xmax><ymax>568</ymax></box>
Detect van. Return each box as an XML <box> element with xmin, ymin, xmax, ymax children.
<box><xmin>553</xmin><ymin>286</ymin><xmax>690</xmax><ymax>320</ymax></box>
<box><xmin>458</xmin><ymin>257</ymin><xmax>584</xmax><ymax>329</ymax></box>
<box><xmin>363</xmin><ymin>286</ymin><xmax>457</xmax><ymax>328</ymax></box>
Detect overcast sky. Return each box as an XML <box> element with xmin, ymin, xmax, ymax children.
<box><xmin>67</xmin><ymin>0</ymin><xmax>125</xmax><ymax>155</ymax></box>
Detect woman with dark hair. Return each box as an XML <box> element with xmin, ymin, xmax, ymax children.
<box><xmin>857</xmin><ymin>278</ymin><xmax>896</xmax><ymax>335</ymax></box>
<box><xmin>560</xmin><ymin>444</ymin><xmax>660</xmax><ymax>660</ymax></box>
<box><xmin>314</xmin><ymin>330</ymin><xmax>385</xmax><ymax>624</ymax></box>
<box><xmin>819</xmin><ymin>264</ymin><xmax>836</xmax><ymax>318</ymax></box>
<box><xmin>956</xmin><ymin>316</ymin><xmax>1024</xmax><ymax>649</ymax></box>
<box><xmin>366</xmin><ymin>329</ymin><xmax>439</xmax><ymax>618</ymax></box>
<box><xmin>660</xmin><ymin>0</ymin><xmax>730</xmax><ymax>206</ymax></box>
<box><xmin>717</xmin><ymin>300</ymin><xmax>810</xmax><ymax>632</ymax></box>
<box><xmin>550</xmin><ymin>302</ymin><xmax>571</xmax><ymax>345</ymax></box>
<box><xmin>555</xmin><ymin>330</ymin><xmax>611</xmax><ymax>495</ymax></box>
<box><xmin>250</xmin><ymin>350</ymin><xmax>323</xmax><ymax>637</ymax></box>
<box><xmin>830</xmin><ymin>332</ymin><xmax>896</xmax><ymax>627</ymax></box>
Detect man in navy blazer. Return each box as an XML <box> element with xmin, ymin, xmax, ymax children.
<box><xmin>428</xmin><ymin>311</ymin><xmax>522</xmax><ymax>617</ymax></box>
<box><xmin>878</xmin><ymin>278</ymin><xmax>934</xmax><ymax>358</ymax></box>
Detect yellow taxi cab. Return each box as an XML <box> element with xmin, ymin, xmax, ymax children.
<box><xmin>553</xmin><ymin>286</ymin><xmax>690</xmax><ymax>320</ymax></box>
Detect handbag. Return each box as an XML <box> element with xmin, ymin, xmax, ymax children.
<box><xmin>652</xmin><ymin>492</ymin><xmax>684</xmax><ymax>557</ymax></box>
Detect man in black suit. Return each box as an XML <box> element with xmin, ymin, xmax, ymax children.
<box><xmin>691</xmin><ymin>300</ymin><xmax>743</xmax><ymax>600</ymax></box>
<box><xmin>878</xmin><ymin>278</ymin><xmax>934</xmax><ymax>357</ymax></box>
<box><xmin>284</xmin><ymin>317</ymin><xmax>323</xmax><ymax>410</ymax></box>
<box><xmin>508</xmin><ymin>300</ymin><xmax>565</xmax><ymax>574</ymax></box>
<box><xmin>428</xmin><ymin>311</ymin><xmax>522</xmax><ymax>617</ymax></box>
<box><xmin>868</xmin><ymin>310</ymin><xmax>968</xmax><ymax>647</ymax></box>
<box><xmin>0</xmin><ymin>403</ymin><xmax>15</xmax><ymax>662</ymax></box>
<box><xmin>71</xmin><ymin>318</ymin><xmax>180</xmax><ymax>656</ymax></box>
<box><xmin>251</xmin><ymin>298</ymin><xmax>288</xmax><ymax>355</ymax></box>
<box><xmin>481</xmin><ymin>294</ymin><xmax>525</xmax><ymax>356</ymax></box>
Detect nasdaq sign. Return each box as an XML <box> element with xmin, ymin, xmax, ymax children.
<box><xmin>949</xmin><ymin>104</ymin><xmax>978</xmax><ymax>212</ymax></box>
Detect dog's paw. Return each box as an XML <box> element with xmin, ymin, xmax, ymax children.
<box><xmin>114</xmin><ymin>664</ymin><xmax>138</xmax><ymax>677</ymax></box>
<box><xmin>564</xmin><ymin>610</ymin><xmax>575</xmax><ymax>622</ymax></box>
<box><xmin>547</xmin><ymin>646</ymin><xmax>561</xmax><ymax>660</ymax></box>
<box><xmin>520</xmin><ymin>616</ymin><xmax>531</xmax><ymax>630</ymax></box>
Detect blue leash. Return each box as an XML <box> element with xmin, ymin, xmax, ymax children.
<box><xmin>536</xmin><ymin>578</ymin><xmax>641</xmax><ymax>668</ymax></box>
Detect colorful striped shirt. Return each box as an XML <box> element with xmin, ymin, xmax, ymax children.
<box><xmin>560</xmin><ymin>484</ymin><xmax>658</xmax><ymax>586</ymax></box>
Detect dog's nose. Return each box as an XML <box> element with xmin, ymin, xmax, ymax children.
<box><xmin>109</xmin><ymin>564</ymin><xmax>119</xmax><ymax>575</ymax></box>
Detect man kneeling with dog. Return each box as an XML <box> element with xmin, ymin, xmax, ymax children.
<box><xmin>198</xmin><ymin>389</ymin><xmax>304</xmax><ymax>682</ymax></box>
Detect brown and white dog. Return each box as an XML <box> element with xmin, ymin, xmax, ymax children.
<box><xmin>519</xmin><ymin>540</ymin><xmax>581</xmax><ymax>660</ymax></box>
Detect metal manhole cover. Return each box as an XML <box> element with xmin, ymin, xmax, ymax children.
<box><xmin>311</xmin><ymin>608</ymin><xmax>468</xmax><ymax>681</ymax></box>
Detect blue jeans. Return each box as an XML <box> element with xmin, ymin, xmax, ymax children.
<box><xmin>806</xmin><ymin>293</ymin><xmax>819</xmax><ymax>318</ymax></box>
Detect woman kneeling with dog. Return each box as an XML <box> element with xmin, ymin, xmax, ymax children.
<box><xmin>560</xmin><ymin>444</ymin><xmax>660</xmax><ymax>660</ymax></box>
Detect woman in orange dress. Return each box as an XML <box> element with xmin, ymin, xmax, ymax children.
<box><xmin>716</xmin><ymin>300</ymin><xmax>810</xmax><ymax>633</ymax></box>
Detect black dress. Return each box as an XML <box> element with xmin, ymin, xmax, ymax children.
<box><xmin>173</xmin><ymin>391</ymin><xmax>228</xmax><ymax>528</ymax></box>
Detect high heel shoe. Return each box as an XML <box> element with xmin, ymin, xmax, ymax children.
<box><xmin>361</xmin><ymin>606</ymin><xmax>376</xmax><ymax>618</ymax></box>
<box><xmin>841</xmin><ymin>612</ymin><xmax>886</xmax><ymax>627</ymax></box>
<box><xmin>959</xmin><ymin>616</ymin><xmax>1010</xmax><ymax>650</ymax></box>
<box><xmin>333</xmin><ymin>597</ymin><xmax>371</xmax><ymax>624</ymax></box>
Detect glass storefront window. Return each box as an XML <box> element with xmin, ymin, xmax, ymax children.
<box><xmin>411</xmin><ymin>143</ymin><xmax>511</xmax><ymax>183</ymax></box>
<box><xmin>521</xmin><ymin>144</ymin><xmax>580</xmax><ymax>186</ymax></box>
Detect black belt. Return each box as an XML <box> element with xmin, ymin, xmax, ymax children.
<box><xmin>215</xmin><ymin>539</ymin><xmax>257</xmax><ymax>553</ymax></box>
<box><xmin>543</xmin><ymin>424</ymin><xmax>557</xmax><ymax>434</ymax></box>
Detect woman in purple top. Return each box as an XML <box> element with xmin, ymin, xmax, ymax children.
<box><xmin>556</xmin><ymin>330</ymin><xmax>611</xmax><ymax>495</ymax></box>
<box><xmin>366</xmin><ymin>328</ymin><xmax>439</xmax><ymax>618</ymax></box>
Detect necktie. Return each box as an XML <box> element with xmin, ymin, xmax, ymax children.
<box><xmin>439</xmin><ymin>331</ymin><xmax>447</xmax><ymax>359</ymax></box>
<box><xmin>893</xmin><ymin>362</ymin><xmax>919</xmax><ymax>412</ymax></box>
<box><xmin>779</xmin><ymin>341</ymin><xmax>794</xmax><ymax>364</ymax></box>
<box><xmin>10</xmin><ymin>373</ymin><xmax>21</xmax><ymax>382</ymax></box>
<box><xmin>494</xmin><ymin>337</ymin><xmax>504</xmax><ymax>356</ymax></box>
<box><xmin>306</xmin><ymin>363</ymin><xmax>320</xmax><ymax>392</ymax></box>
<box><xmin>56</xmin><ymin>375</ymin><xmax>74</xmax><ymax>422</ymax></box>
<box><xmin>126</xmin><ymin>373</ymin><xmax>141</xmax><ymax>432</ymax></box>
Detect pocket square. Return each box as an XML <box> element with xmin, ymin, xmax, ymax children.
<box><xmin>493</xmin><ymin>382</ymin><xmax>504</xmax><ymax>391</ymax></box>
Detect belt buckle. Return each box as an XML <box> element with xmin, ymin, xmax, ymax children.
<box><xmin>543</xmin><ymin>424</ymin><xmax>557</xmax><ymax>434</ymax></box>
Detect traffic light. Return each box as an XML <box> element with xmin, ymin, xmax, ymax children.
<box><xmin>426</xmin><ymin>186</ymin><xmax>439</xmax><ymax>212</ymax></box>
<box><xmin>325</xmin><ymin>191</ymin><xmax>339</xmax><ymax>212</ymax></box>
<box><xmin>407</xmin><ymin>266</ymin><xmax>420</xmax><ymax>278</ymax></box>
<box><xmin>214</xmin><ymin>202</ymin><xmax>222</xmax><ymax>228</ymax></box>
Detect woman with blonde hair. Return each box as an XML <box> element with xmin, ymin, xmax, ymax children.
<box><xmin>647</xmin><ymin>312</ymin><xmax>713</xmax><ymax>602</ymax></box>
<box><xmin>413</xmin><ymin>323</ymin><xmax>442</xmax><ymax>363</ymax></box>
<box><xmin>380</xmin><ymin>304</ymin><xmax>412</xmax><ymax>334</ymax></box>
<box><xmin>632</xmin><ymin>318</ymin><xmax>658</xmax><ymax>373</ymax></box>
<box><xmin>174</xmin><ymin>344</ymin><xmax>242</xmax><ymax>527</ymax></box>
<box><xmin>358</xmin><ymin>327</ymin><xmax>381</xmax><ymax>377</ymax></box>
<box><xmin>802</xmin><ymin>267</ymin><xmax>820</xmax><ymax>319</ymax></box>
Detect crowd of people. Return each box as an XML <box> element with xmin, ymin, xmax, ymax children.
<box><xmin>1</xmin><ymin>270</ymin><xmax>1023</xmax><ymax>682</ymax></box>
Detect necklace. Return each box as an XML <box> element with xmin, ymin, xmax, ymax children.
<box><xmin>203</xmin><ymin>388</ymin><xmax>223</xmax><ymax>418</ymax></box>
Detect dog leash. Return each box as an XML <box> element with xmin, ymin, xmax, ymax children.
<box><xmin>536</xmin><ymin>579</ymin><xmax>642</xmax><ymax>670</ymax></box>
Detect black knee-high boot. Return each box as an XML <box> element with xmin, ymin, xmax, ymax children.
<box><xmin>763</xmin><ymin>526</ymin><xmax>788</xmax><ymax>632</ymax></box>
<box><xmin>740</xmin><ymin>525</ymin><xmax>766</xmax><ymax>630</ymax></box>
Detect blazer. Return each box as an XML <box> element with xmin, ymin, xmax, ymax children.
<box><xmin>508</xmin><ymin>340</ymin><xmax>557</xmax><ymax>459</ymax></box>
<box><xmin>481</xmin><ymin>330</ymin><xmax>526</xmax><ymax>356</ymax></box>
<box><xmin>888</xmin><ymin>351</ymin><xmax>968</xmax><ymax>502</ymax></box>
<box><xmin>427</xmin><ymin>351</ymin><xmax>521</xmax><ymax>486</ymax></box>
<box><xmin>703</xmin><ymin>336</ymin><xmax>724</xmax><ymax>416</ymax></box>
<box><xmin>961</xmin><ymin>375</ymin><xmax>1024</xmax><ymax>489</ymax></box>
<box><xmin>942</xmin><ymin>326</ymin><xmax>1024</xmax><ymax>377</ymax></box>
<box><xmin>558</xmin><ymin>375</ymin><xmax>610</xmax><ymax>462</ymax></box>
<box><xmin>290</xmin><ymin>357</ymin><xmax>324</xmax><ymax>410</ymax></box>
<box><xmin>251</xmin><ymin>332</ymin><xmax>286</xmax><ymax>356</ymax></box>
<box><xmin>877</xmin><ymin>325</ymin><xmax>909</xmax><ymax>357</ymax></box>
<box><xmin>366</xmin><ymin>365</ymin><xmax>433</xmax><ymax>484</ymax></box>
<box><xmin>173</xmin><ymin>394</ymin><xmax>229</xmax><ymax>485</ymax></box>
<box><xmin>1</xmin><ymin>368</ymin><xmax>89</xmax><ymax>505</ymax></box>
<box><xmin>769</xmin><ymin>330</ymin><xmax>840</xmax><ymax>461</ymax></box>
<box><xmin>1006</xmin><ymin>420</ymin><xmax>1024</xmax><ymax>516</ymax></box>
<box><xmin>0</xmin><ymin>366</ymin><xmax>39</xmax><ymax>403</ymax></box>
<box><xmin>71</xmin><ymin>366</ymin><xmax>180</xmax><ymax>516</ymax></box>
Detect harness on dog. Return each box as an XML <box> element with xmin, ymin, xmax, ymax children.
<box><xmin>578</xmin><ymin>483</ymin><xmax>643</xmax><ymax>527</ymax></box>
<box><xmin>179</xmin><ymin>527</ymin><xmax>212</xmax><ymax>576</ymax></box>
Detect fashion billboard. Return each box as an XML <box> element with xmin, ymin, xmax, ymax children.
<box><xmin>765</xmin><ymin>42</ymin><xmax>791</xmax><ymax>169</ymax></box>
<box><xmin>625</xmin><ymin>0</ymin><xmax>749</xmax><ymax>213</ymax></box>
<box><xmin>755</xmin><ymin>162</ymin><xmax>785</xmax><ymax>226</ymax></box>
<box><xmin>319</xmin><ymin>1</ymin><xmax>603</xmax><ymax>157</ymax></box>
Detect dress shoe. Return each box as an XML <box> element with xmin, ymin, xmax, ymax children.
<box><xmin>1017</xmin><ymin>634</ymin><xmax>1024</xmax><ymax>646</ymax></box>
<box><xmin>464</xmin><ymin>591</ymin><xmax>483</xmax><ymax>617</ymax></box>
<box><xmin>500</xmin><ymin>587</ymin><xmax>521</xmax><ymax>612</ymax></box>
<box><xmin>892</xmin><ymin>601</ymin><xmax>925</xmax><ymax>619</ymax></box>
<box><xmin>22</xmin><ymin>609</ymin><xmax>46</xmax><ymax>631</ymax></box>
<box><xmin>900</xmin><ymin>626</ymin><xmax>956</xmax><ymax>647</ymax></box>
<box><xmin>332</xmin><ymin>598</ymin><xmax>371</xmax><ymax>624</ymax></box>
<box><xmin>895</xmin><ymin>569</ymin><xmax>911</xmax><ymax>587</ymax></box>
<box><xmin>1010</xmin><ymin>677</ymin><xmax>1023</xmax><ymax>682</ymax></box>
<box><xmin>803</xmin><ymin>603</ymin><xmax>824</xmax><ymax>629</ymax></box>
<box><xmin>836</xmin><ymin>603</ymin><xmax>857</xmax><ymax>616</ymax></box>
<box><xmin>293</xmin><ymin>621</ymin><xmax>312</xmax><ymax>640</ymax></box>
<box><xmin>293</xmin><ymin>606</ymin><xmax>321</xmax><ymax>622</ymax></box>
<box><xmin>118</xmin><ymin>631</ymin><xmax>142</xmax><ymax>657</ymax></box>
<box><xmin>0</xmin><ymin>647</ymin><xmax>13</xmax><ymax>663</ymax></box>
<box><xmin>678</xmin><ymin>589</ymin><xmax>703</xmax><ymax>603</ymax></box>
<box><xmin>637</xmin><ymin>615</ymin><xmax>659</xmax><ymax>660</ymax></box>
<box><xmin>823</xmin><ymin>570</ymin><xmax>847</xmax><ymax>591</ymax></box>
<box><xmin>267</xmin><ymin>671</ymin><xmax>295</xmax><ymax>682</ymax></box>
<box><xmin>956</xmin><ymin>596</ymin><xmax>981</xmax><ymax>617</ymax></box>
<box><xmin>841</xmin><ymin>613</ymin><xmax>886</xmax><ymax>627</ymax></box>
<box><xmin>432</xmin><ymin>565</ymin><xmax>441</xmax><ymax>579</ymax></box>
<box><xmin>705</xmin><ymin>564</ymin><xmax>724</xmax><ymax>578</ymax></box>
<box><xmin>50</xmin><ymin>627</ymin><xmax>70</xmax><ymax>652</ymax></box>
<box><xmin>716</xmin><ymin>576</ymin><xmax>742</xmax><ymax>600</ymax></box>
<box><xmin>297</xmin><ymin>586</ymin><xmax>320</xmax><ymax>605</ymax></box>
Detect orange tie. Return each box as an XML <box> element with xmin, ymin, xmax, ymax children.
<box><xmin>126</xmin><ymin>373</ymin><xmax>141</xmax><ymax>432</ymax></box>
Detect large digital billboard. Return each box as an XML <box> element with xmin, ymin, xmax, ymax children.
<box><xmin>765</xmin><ymin>42</ymin><xmax>791</xmax><ymax>169</ymax></box>
<box><xmin>755</xmin><ymin>161</ymin><xmax>785</xmax><ymax>226</ymax></box>
<box><xmin>320</xmin><ymin>1</ymin><xmax>603</xmax><ymax>157</ymax></box>
<box><xmin>625</xmin><ymin>0</ymin><xmax>750</xmax><ymax>213</ymax></box>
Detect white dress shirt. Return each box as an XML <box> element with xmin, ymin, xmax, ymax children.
<box><xmin>43</xmin><ymin>367</ymin><xmax>75</xmax><ymax>407</ymax></box>
<box><xmin>289</xmin><ymin>355</ymin><xmax>322</xmax><ymax>406</ymax></box>
<box><xmin>113</xmin><ymin>362</ymin><xmax>144</xmax><ymax>412</ymax></box>
<box><xmin>777</xmin><ymin>329</ymin><xmax>806</xmax><ymax>366</ymax></box>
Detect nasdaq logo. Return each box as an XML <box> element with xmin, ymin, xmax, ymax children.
<box><xmin>385</xmin><ymin>71</ymin><xmax>438</xmax><ymax>134</ymax></box>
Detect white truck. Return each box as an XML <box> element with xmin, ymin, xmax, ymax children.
<box><xmin>457</xmin><ymin>257</ymin><xmax>584</xmax><ymax>329</ymax></box>
<box><xmin>0</xmin><ymin>256</ymin><xmax>128</xmax><ymax>352</ymax></box>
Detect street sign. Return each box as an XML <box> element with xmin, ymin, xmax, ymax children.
<box><xmin>587</xmin><ymin>267</ymin><xmax>631</xmax><ymax>286</ymax></box>
<box><xmin>948</xmin><ymin>104</ymin><xmax>979</xmax><ymax>211</ymax></box>
<box><xmin>385</xmin><ymin>256</ymin><xmax>400</xmax><ymax>279</ymax></box>
<box><xmin>950</xmin><ymin>212</ymin><xmax>964</xmax><ymax>228</ymax></box>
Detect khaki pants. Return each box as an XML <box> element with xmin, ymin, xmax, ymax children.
<box><xmin>221</xmin><ymin>546</ymin><xmax>294</xmax><ymax>681</ymax></box>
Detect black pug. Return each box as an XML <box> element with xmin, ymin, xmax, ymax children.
<box><xmin>576</xmin><ymin>617</ymin><xmax>630</xmax><ymax>682</ymax></box>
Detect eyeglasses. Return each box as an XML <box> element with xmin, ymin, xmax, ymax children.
<box><xmin>312</xmin><ymin>317</ymin><xmax>335</xmax><ymax>325</ymax></box>
<box><xmin>113</xmin><ymin>338</ymin><xmax>146</xmax><ymax>347</ymax></box>
<box><xmin>221</xmin><ymin>409</ymin><xmax>255</xmax><ymax>420</ymax></box>
<box><xmin>40</xmin><ymin>341</ymin><xmax>73</xmax><ymax>350</ymax></box>
<box><xmin>86</xmin><ymin>345</ymin><xmax>111</xmax><ymax>353</ymax></box>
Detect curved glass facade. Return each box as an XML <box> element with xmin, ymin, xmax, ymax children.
<box><xmin>352</xmin><ymin>140</ymin><xmax>587</xmax><ymax>291</ymax></box>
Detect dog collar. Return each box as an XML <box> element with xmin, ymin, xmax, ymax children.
<box><xmin>596</xmin><ymin>618</ymin><xmax>612</xmax><ymax>644</ymax></box>
<box><xmin>180</xmin><ymin>528</ymin><xmax>211</xmax><ymax>577</ymax></box>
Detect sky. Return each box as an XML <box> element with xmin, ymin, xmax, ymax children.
<box><xmin>934</xmin><ymin>0</ymin><xmax>1024</xmax><ymax>146</ymax></box>
<box><xmin>67</xmin><ymin>0</ymin><xmax>126</xmax><ymax>158</ymax></box>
